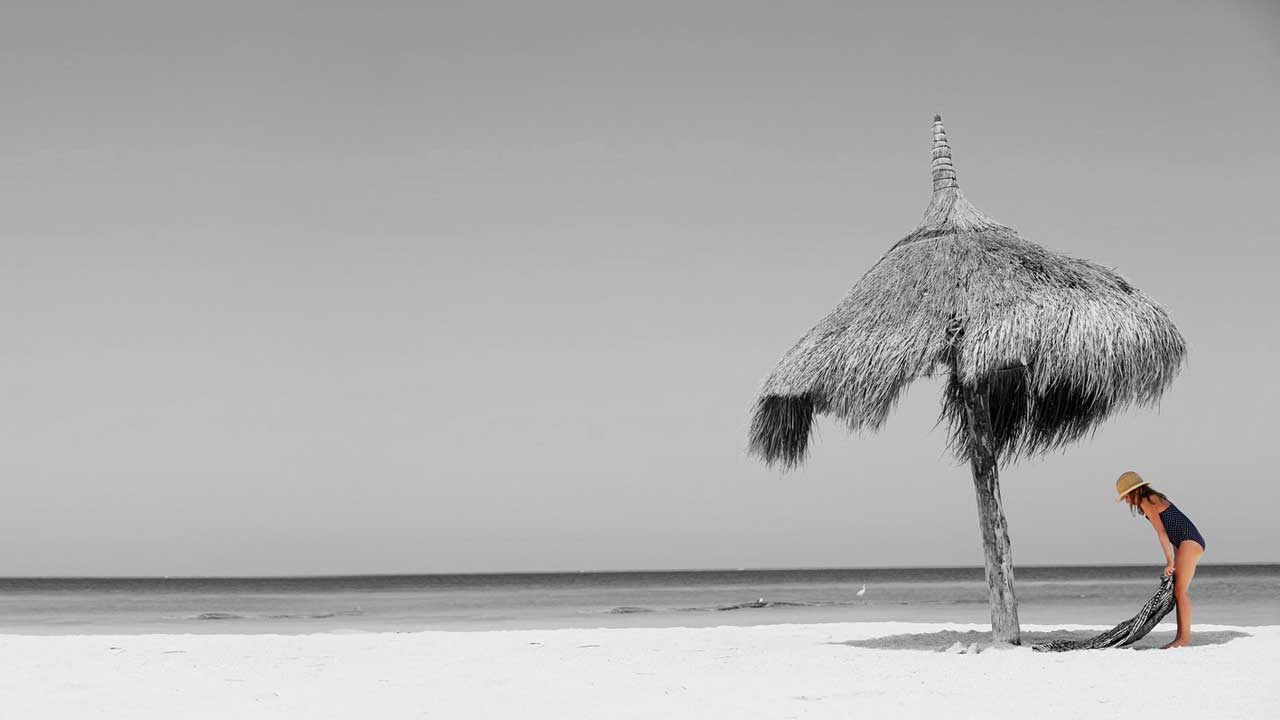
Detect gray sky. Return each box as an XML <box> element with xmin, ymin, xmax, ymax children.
<box><xmin>3</xmin><ymin>0</ymin><xmax>1278</xmax><ymax>575</ymax></box>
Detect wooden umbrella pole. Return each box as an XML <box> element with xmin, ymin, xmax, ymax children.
<box><xmin>961</xmin><ymin>377</ymin><xmax>1021</xmax><ymax>644</ymax></box>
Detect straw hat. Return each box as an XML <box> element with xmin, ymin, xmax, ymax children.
<box><xmin>1115</xmin><ymin>471</ymin><xmax>1150</xmax><ymax>501</ymax></box>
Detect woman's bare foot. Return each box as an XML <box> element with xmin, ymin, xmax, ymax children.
<box><xmin>1162</xmin><ymin>638</ymin><xmax>1190</xmax><ymax>649</ymax></box>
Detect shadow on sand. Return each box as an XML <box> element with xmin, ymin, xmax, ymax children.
<box><xmin>834</xmin><ymin>629</ymin><xmax>1251</xmax><ymax>652</ymax></box>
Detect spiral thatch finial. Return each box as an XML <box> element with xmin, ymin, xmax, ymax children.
<box><xmin>931</xmin><ymin>114</ymin><xmax>958</xmax><ymax>194</ymax></box>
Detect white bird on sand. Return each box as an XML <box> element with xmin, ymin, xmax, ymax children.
<box><xmin>856</xmin><ymin>584</ymin><xmax>867</xmax><ymax>597</ymax></box>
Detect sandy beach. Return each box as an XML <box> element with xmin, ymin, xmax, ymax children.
<box><xmin>3</xmin><ymin>621</ymin><xmax>1276</xmax><ymax>719</ymax></box>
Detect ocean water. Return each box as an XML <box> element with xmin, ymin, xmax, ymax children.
<box><xmin>0</xmin><ymin>564</ymin><xmax>1275</xmax><ymax>635</ymax></box>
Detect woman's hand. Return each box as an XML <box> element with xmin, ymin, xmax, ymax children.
<box><xmin>1164</xmin><ymin>561</ymin><xmax>1176</xmax><ymax>577</ymax></box>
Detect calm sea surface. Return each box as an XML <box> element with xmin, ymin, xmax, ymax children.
<box><xmin>1</xmin><ymin>564</ymin><xmax>1275</xmax><ymax>635</ymax></box>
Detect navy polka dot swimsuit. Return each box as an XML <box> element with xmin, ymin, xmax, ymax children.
<box><xmin>1159</xmin><ymin>503</ymin><xmax>1206</xmax><ymax>551</ymax></box>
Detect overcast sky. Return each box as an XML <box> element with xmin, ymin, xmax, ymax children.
<box><xmin>3</xmin><ymin>0</ymin><xmax>1278</xmax><ymax>575</ymax></box>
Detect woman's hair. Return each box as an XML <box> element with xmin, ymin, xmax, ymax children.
<box><xmin>1124</xmin><ymin>484</ymin><xmax>1168</xmax><ymax>517</ymax></box>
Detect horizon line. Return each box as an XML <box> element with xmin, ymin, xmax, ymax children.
<box><xmin>2</xmin><ymin>560</ymin><xmax>1275</xmax><ymax>581</ymax></box>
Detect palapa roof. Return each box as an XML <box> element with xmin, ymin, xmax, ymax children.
<box><xmin>749</xmin><ymin>116</ymin><xmax>1186</xmax><ymax>469</ymax></box>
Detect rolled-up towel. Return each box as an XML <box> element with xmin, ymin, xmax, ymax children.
<box><xmin>1033</xmin><ymin>575</ymin><xmax>1175</xmax><ymax>652</ymax></box>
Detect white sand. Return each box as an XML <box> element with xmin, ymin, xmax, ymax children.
<box><xmin>2</xmin><ymin>622</ymin><xmax>1277</xmax><ymax>719</ymax></box>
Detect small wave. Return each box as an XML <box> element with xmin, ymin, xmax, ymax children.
<box><xmin>607</xmin><ymin>606</ymin><xmax>653</xmax><ymax>614</ymax></box>
<box><xmin>194</xmin><ymin>612</ymin><xmax>244</xmax><ymax>621</ymax></box>
<box><xmin>264</xmin><ymin>609</ymin><xmax>365</xmax><ymax>620</ymax></box>
<box><xmin>716</xmin><ymin>600</ymin><xmax>815</xmax><ymax>611</ymax></box>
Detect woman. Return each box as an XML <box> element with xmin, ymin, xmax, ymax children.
<box><xmin>1116</xmin><ymin>471</ymin><xmax>1206</xmax><ymax>649</ymax></box>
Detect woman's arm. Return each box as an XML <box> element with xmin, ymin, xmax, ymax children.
<box><xmin>1141</xmin><ymin>499</ymin><xmax>1176</xmax><ymax>575</ymax></box>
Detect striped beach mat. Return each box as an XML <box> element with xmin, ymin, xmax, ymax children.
<box><xmin>1032</xmin><ymin>575</ymin><xmax>1175</xmax><ymax>652</ymax></box>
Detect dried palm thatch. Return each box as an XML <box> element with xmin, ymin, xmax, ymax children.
<box><xmin>749</xmin><ymin>116</ymin><xmax>1185</xmax><ymax>470</ymax></box>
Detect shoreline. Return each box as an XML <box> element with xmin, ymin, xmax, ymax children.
<box><xmin>5</xmin><ymin>613</ymin><xmax>1280</xmax><ymax>637</ymax></box>
<box><xmin>9</xmin><ymin>616</ymin><xmax>1280</xmax><ymax>638</ymax></box>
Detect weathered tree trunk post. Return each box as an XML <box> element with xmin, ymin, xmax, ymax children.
<box><xmin>961</xmin><ymin>377</ymin><xmax>1021</xmax><ymax>644</ymax></box>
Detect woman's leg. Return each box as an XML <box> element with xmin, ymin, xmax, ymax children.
<box><xmin>1164</xmin><ymin>540</ymin><xmax>1204</xmax><ymax>648</ymax></box>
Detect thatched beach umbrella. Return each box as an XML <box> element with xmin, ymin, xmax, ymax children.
<box><xmin>748</xmin><ymin>116</ymin><xmax>1186</xmax><ymax>644</ymax></box>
